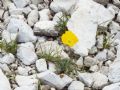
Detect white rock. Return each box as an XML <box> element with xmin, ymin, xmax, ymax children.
<box><xmin>0</xmin><ymin>9</ymin><xmax>5</xmax><ymax>19</ymax></box>
<box><xmin>27</xmin><ymin>10</ymin><xmax>39</xmax><ymax>26</ymax></box>
<box><xmin>92</xmin><ymin>72</ymin><xmax>108</xmax><ymax>89</ymax></box>
<box><xmin>97</xmin><ymin>35</ymin><xmax>104</xmax><ymax>49</ymax></box>
<box><xmin>99</xmin><ymin>66</ymin><xmax>109</xmax><ymax>76</ymax></box>
<box><xmin>8</xmin><ymin>3</ymin><xmax>23</xmax><ymax>15</ymax></box>
<box><xmin>2</xmin><ymin>30</ymin><xmax>17</xmax><ymax>43</ymax></box>
<box><xmin>36</xmin><ymin>41</ymin><xmax>69</xmax><ymax>58</ymax></box>
<box><xmin>50</xmin><ymin>0</ymin><xmax>77</xmax><ymax>14</ymax></box>
<box><xmin>39</xmin><ymin>9</ymin><xmax>51</xmax><ymax>21</ymax></box>
<box><xmin>76</xmin><ymin>57</ymin><xmax>83</xmax><ymax>68</ymax></box>
<box><xmin>31</xmin><ymin>0</ymin><xmax>43</xmax><ymax>5</ymax></box>
<box><xmin>90</xmin><ymin>65</ymin><xmax>99</xmax><ymax>72</ymax></box>
<box><xmin>105</xmin><ymin>60</ymin><xmax>112</xmax><ymax>66</ymax></box>
<box><xmin>37</xmin><ymin>70</ymin><xmax>66</xmax><ymax>89</ymax></box>
<box><xmin>0</xmin><ymin>63</ymin><xmax>11</xmax><ymax>73</ymax></box>
<box><xmin>113</xmin><ymin>0</ymin><xmax>120</xmax><ymax>7</ymax></box>
<box><xmin>13</xmin><ymin>0</ymin><xmax>30</xmax><ymax>8</ymax></box>
<box><xmin>89</xmin><ymin>46</ymin><xmax>98</xmax><ymax>55</ymax></box>
<box><xmin>117</xmin><ymin>11</ymin><xmax>120</xmax><ymax>22</ymax></box>
<box><xmin>48</xmin><ymin>62</ymin><xmax>56</xmax><ymax>72</ymax></box>
<box><xmin>53</xmin><ymin>12</ymin><xmax>63</xmax><ymax>22</ymax></box>
<box><xmin>78</xmin><ymin>73</ymin><xmax>94</xmax><ymax>87</ymax></box>
<box><xmin>0</xmin><ymin>53</ymin><xmax>15</xmax><ymax>64</ymax></box>
<box><xmin>36</xmin><ymin>59</ymin><xmax>47</xmax><ymax>72</ymax></box>
<box><xmin>34</xmin><ymin>21</ymin><xmax>58</xmax><ymax>36</ymax></box>
<box><xmin>2</xmin><ymin>0</ymin><xmax>12</xmax><ymax>9</ymax></box>
<box><xmin>15</xmin><ymin>75</ymin><xmax>38</xmax><ymax>86</ymax></box>
<box><xmin>107</xmin><ymin>4</ymin><xmax>119</xmax><ymax>15</ymax></box>
<box><xmin>115</xmin><ymin>44</ymin><xmax>120</xmax><ymax>61</ymax></box>
<box><xmin>107</xmin><ymin>50</ymin><xmax>116</xmax><ymax>60</ymax></box>
<box><xmin>108</xmin><ymin>61</ymin><xmax>120</xmax><ymax>83</ymax></box>
<box><xmin>103</xmin><ymin>83</ymin><xmax>120</xmax><ymax>90</ymax></box>
<box><xmin>67</xmin><ymin>0</ymin><xmax>114</xmax><ymax>56</ymax></box>
<box><xmin>0</xmin><ymin>69</ymin><xmax>12</xmax><ymax>90</ymax></box>
<box><xmin>29</xmin><ymin>4</ymin><xmax>38</xmax><ymax>10</ymax></box>
<box><xmin>14</xmin><ymin>86</ymin><xmax>36</xmax><ymax>90</ymax></box>
<box><xmin>95</xmin><ymin>50</ymin><xmax>107</xmax><ymax>61</ymax></box>
<box><xmin>84</xmin><ymin>56</ymin><xmax>99</xmax><ymax>67</ymax></box>
<box><xmin>17</xmin><ymin>67</ymin><xmax>29</xmax><ymax>76</ymax></box>
<box><xmin>23</xmin><ymin>6</ymin><xmax>31</xmax><ymax>15</ymax></box>
<box><xmin>7</xmin><ymin>18</ymin><xmax>37</xmax><ymax>43</ymax></box>
<box><xmin>17</xmin><ymin>42</ymin><xmax>38</xmax><ymax>65</ymax></box>
<box><xmin>68</xmin><ymin>81</ymin><xmax>84</xmax><ymax>90</ymax></box>
<box><xmin>60</xmin><ymin>74</ymin><xmax>73</xmax><ymax>86</ymax></box>
<box><xmin>109</xmin><ymin>21</ymin><xmax>120</xmax><ymax>34</ymax></box>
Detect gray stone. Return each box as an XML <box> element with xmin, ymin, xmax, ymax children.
<box><xmin>84</xmin><ymin>56</ymin><xmax>99</xmax><ymax>67</ymax></box>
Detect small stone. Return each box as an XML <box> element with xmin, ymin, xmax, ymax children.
<box><xmin>53</xmin><ymin>12</ymin><xmax>63</xmax><ymax>22</ymax></box>
<box><xmin>37</xmin><ymin>70</ymin><xmax>66</xmax><ymax>89</ymax></box>
<box><xmin>103</xmin><ymin>83</ymin><xmax>120</xmax><ymax>90</ymax></box>
<box><xmin>76</xmin><ymin>57</ymin><xmax>83</xmax><ymax>68</ymax></box>
<box><xmin>107</xmin><ymin>50</ymin><xmax>116</xmax><ymax>60</ymax></box>
<box><xmin>60</xmin><ymin>74</ymin><xmax>73</xmax><ymax>86</ymax></box>
<box><xmin>48</xmin><ymin>62</ymin><xmax>56</xmax><ymax>72</ymax></box>
<box><xmin>14</xmin><ymin>86</ymin><xmax>36</xmax><ymax>90</ymax></box>
<box><xmin>0</xmin><ymin>53</ymin><xmax>15</xmax><ymax>64</ymax></box>
<box><xmin>0</xmin><ymin>69</ymin><xmax>12</xmax><ymax>90</ymax></box>
<box><xmin>92</xmin><ymin>72</ymin><xmax>108</xmax><ymax>89</ymax></box>
<box><xmin>13</xmin><ymin>0</ymin><xmax>30</xmax><ymax>8</ymax></box>
<box><xmin>108</xmin><ymin>61</ymin><xmax>120</xmax><ymax>83</ymax></box>
<box><xmin>39</xmin><ymin>9</ymin><xmax>51</xmax><ymax>21</ymax></box>
<box><xmin>7</xmin><ymin>18</ymin><xmax>37</xmax><ymax>43</ymax></box>
<box><xmin>17</xmin><ymin>42</ymin><xmax>38</xmax><ymax>65</ymax></box>
<box><xmin>68</xmin><ymin>81</ymin><xmax>84</xmax><ymax>90</ymax></box>
<box><xmin>84</xmin><ymin>56</ymin><xmax>99</xmax><ymax>67</ymax></box>
<box><xmin>0</xmin><ymin>63</ymin><xmax>11</xmax><ymax>72</ymax></box>
<box><xmin>96</xmin><ymin>35</ymin><xmax>104</xmax><ymax>49</ymax></box>
<box><xmin>36</xmin><ymin>59</ymin><xmax>47</xmax><ymax>72</ymax></box>
<box><xmin>78</xmin><ymin>73</ymin><xmax>94</xmax><ymax>87</ymax></box>
<box><xmin>34</xmin><ymin>21</ymin><xmax>58</xmax><ymax>37</ymax></box>
<box><xmin>17</xmin><ymin>67</ymin><xmax>29</xmax><ymax>76</ymax></box>
<box><xmin>95</xmin><ymin>50</ymin><xmax>107</xmax><ymax>61</ymax></box>
<box><xmin>29</xmin><ymin>4</ymin><xmax>38</xmax><ymax>10</ymax></box>
<box><xmin>90</xmin><ymin>65</ymin><xmax>99</xmax><ymax>72</ymax></box>
<box><xmin>27</xmin><ymin>10</ymin><xmax>39</xmax><ymax>27</ymax></box>
<box><xmin>117</xmin><ymin>11</ymin><xmax>120</xmax><ymax>22</ymax></box>
<box><xmin>15</xmin><ymin>75</ymin><xmax>38</xmax><ymax>86</ymax></box>
<box><xmin>89</xmin><ymin>46</ymin><xmax>97</xmax><ymax>55</ymax></box>
<box><xmin>50</xmin><ymin>0</ymin><xmax>77</xmax><ymax>14</ymax></box>
<box><xmin>99</xmin><ymin>66</ymin><xmax>109</xmax><ymax>76</ymax></box>
<box><xmin>0</xmin><ymin>9</ymin><xmax>5</xmax><ymax>19</ymax></box>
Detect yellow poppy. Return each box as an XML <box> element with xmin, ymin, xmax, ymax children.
<box><xmin>61</xmin><ymin>30</ymin><xmax>78</xmax><ymax>47</ymax></box>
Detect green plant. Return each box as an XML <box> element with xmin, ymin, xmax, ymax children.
<box><xmin>55</xmin><ymin>58</ymin><xmax>78</xmax><ymax>75</ymax></box>
<box><xmin>37</xmin><ymin>43</ymin><xmax>62</xmax><ymax>62</ymax></box>
<box><xmin>55</xmin><ymin>13</ymin><xmax>70</xmax><ymax>35</ymax></box>
<box><xmin>0</xmin><ymin>39</ymin><xmax>17</xmax><ymax>55</ymax></box>
<box><xmin>103</xmin><ymin>34</ymin><xmax>115</xmax><ymax>49</ymax></box>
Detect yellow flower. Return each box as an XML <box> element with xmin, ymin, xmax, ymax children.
<box><xmin>61</xmin><ymin>30</ymin><xmax>78</xmax><ymax>47</ymax></box>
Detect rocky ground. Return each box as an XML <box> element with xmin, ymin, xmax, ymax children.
<box><xmin>0</xmin><ymin>0</ymin><xmax>120</xmax><ymax>90</ymax></box>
